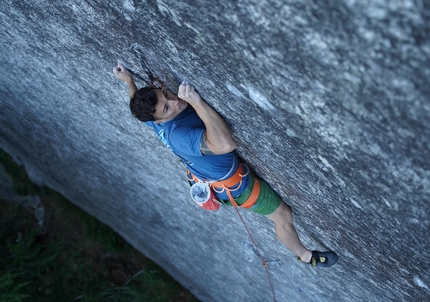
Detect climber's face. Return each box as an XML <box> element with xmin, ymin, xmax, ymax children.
<box><xmin>154</xmin><ymin>89</ymin><xmax>188</xmax><ymax>123</ymax></box>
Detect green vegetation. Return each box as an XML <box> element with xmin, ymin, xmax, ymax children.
<box><xmin>0</xmin><ymin>149</ymin><xmax>198</xmax><ymax>302</ymax></box>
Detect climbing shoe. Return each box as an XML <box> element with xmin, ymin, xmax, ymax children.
<box><xmin>308</xmin><ymin>251</ymin><xmax>338</xmax><ymax>267</ymax></box>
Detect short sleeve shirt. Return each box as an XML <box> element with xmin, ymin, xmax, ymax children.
<box><xmin>145</xmin><ymin>106</ymin><xmax>249</xmax><ymax>199</ymax></box>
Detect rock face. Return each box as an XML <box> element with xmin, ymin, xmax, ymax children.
<box><xmin>1</xmin><ymin>0</ymin><xmax>429</xmax><ymax>301</ymax></box>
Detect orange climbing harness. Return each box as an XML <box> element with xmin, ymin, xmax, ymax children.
<box><xmin>187</xmin><ymin>163</ymin><xmax>261</xmax><ymax>208</ymax></box>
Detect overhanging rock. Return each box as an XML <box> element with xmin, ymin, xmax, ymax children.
<box><xmin>0</xmin><ymin>1</ymin><xmax>429</xmax><ymax>301</ymax></box>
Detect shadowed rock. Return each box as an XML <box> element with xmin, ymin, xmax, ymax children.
<box><xmin>0</xmin><ymin>0</ymin><xmax>429</xmax><ymax>301</ymax></box>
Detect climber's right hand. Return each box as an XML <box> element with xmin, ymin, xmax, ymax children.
<box><xmin>113</xmin><ymin>63</ymin><xmax>132</xmax><ymax>83</ymax></box>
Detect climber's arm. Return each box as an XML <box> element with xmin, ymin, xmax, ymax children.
<box><xmin>178</xmin><ymin>82</ymin><xmax>236</xmax><ymax>155</ymax></box>
<box><xmin>113</xmin><ymin>63</ymin><xmax>138</xmax><ymax>99</ymax></box>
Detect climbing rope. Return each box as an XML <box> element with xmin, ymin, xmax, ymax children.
<box><xmin>194</xmin><ymin>164</ymin><xmax>277</xmax><ymax>301</ymax></box>
<box><xmin>229</xmin><ymin>198</ymin><xmax>277</xmax><ymax>302</ymax></box>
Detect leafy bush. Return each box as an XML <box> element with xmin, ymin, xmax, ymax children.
<box><xmin>0</xmin><ymin>149</ymin><xmax>198</xmax><ymax>302</ymax></box>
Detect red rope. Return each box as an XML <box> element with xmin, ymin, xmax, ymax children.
<box><xmin>227</xmin><ymin>190</ymin><xmax>277</xmax><ymax>302</ymax></box>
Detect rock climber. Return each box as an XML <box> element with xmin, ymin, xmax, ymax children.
<box><xmin>113</xmin><ymin>62</ymin><xmax>338</xmax><ymax>267</ymax></box>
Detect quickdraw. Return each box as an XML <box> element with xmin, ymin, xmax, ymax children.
<box><xmin>130</xmin><ymin>44</ymin><xmax>164</xmax><ymax>89</ymax></box>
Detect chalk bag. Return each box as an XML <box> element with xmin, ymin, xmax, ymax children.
<box><xmin>190</xmin><ymin>182</ymin><xmax>220</xmax><ymax>211</ymax></box>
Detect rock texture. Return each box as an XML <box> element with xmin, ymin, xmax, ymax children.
<box><xmin>1</xmin><ymin>0</ymin><xmax>429</xmax><ymax>301</ymax></box>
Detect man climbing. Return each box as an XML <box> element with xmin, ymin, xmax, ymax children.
<box><xmin>113</xmin><ymin>63</ymin><xmax>338</xmax><ymax>267</ymax></box>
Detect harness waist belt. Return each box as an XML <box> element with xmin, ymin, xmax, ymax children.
<box><xmin>187</xmin><ymin>163</ymin><xmax>261</xmax><ymax>209</ymax></box>
<box><xmin>211</xmin><ymin>163</ymin><xmax>245</xmax><ymax>188</ymax></box>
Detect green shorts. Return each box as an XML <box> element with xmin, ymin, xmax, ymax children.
<box><xmin>221</xmin><ymin>173</ymin><xmax>281</xmax><ymax>215</ymax></box>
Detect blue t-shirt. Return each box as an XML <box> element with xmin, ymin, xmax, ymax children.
<box><xmin>145</xmin><ymin>106</ymin><xmax>249</xmax><ymax>199</ymax></box>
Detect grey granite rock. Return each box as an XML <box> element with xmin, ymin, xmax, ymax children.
<box><xmin>0</xmin><ymin>0</ymin><xmax>429</xmax><ymax>301</ymax></box>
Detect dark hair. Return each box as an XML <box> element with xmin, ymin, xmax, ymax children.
<box><xmin>129</xmin><ymin>87</ymin><xmax>160</xmax><ymax>122</ymax></box>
